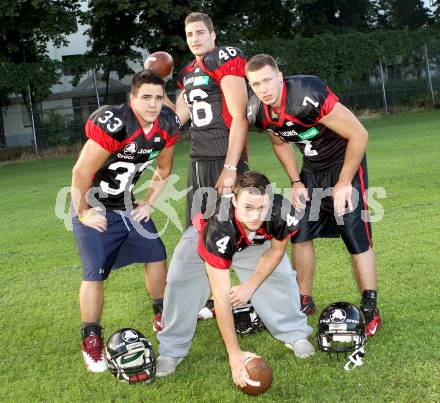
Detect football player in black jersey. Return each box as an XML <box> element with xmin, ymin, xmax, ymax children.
<box><xmin>245</xmin><ymin>54</ymin><xmax>381</xmax><ymax>337</ymax></box>
<box><xmin>71</xmin><ymin>70</ymin><xmax>180</xmax><ymax>373</ymax></box>
<box><xmin>156</xmin><ymin>172</ymin><xmax>313</xmax><ymax>381</ymax></box>
<box><xmin>168</xmin><ymin>12</ymin><xmax>249</xmax><ymax>226</ymax></box>
<box><xmin>156</xmin><ymin>12</ymin><xmax>261</xmax><ymax>372</ymax></box>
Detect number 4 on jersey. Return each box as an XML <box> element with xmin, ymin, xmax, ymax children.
<box><xmin>216</xmin><ymin>236</ymin><xmax>230</xmax><ymax>254</ymax></box>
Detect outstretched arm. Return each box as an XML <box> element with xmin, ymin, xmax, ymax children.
<box><xmin>230</xmin><ymin>238</ymin><xmax>288</xmax><ymax>307</ymax></box>
<box><xmin>205</xmin><ymin>263</ymin><xmax>258</xmax><ymax>388</ymax></box>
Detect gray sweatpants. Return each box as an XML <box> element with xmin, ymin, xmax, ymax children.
<box><xmin>158</xmin><ymin>226</ymin><xmax>313</xmax><ymax>357</ymax></box>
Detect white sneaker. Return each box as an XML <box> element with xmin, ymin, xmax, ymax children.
<box><xmin>81</xmin><ymin>335</ymin><xmax>108</xmax><ymax>372</ymax></box>
<box><xmin>156</xmin><ymin>355</ymin><xmax>184</xmax><ymax>377</ymax></box>
<box><xmin>285</xmin><ymin>339</ymin><xmax>315</xmax><ymax>358</ymax></box>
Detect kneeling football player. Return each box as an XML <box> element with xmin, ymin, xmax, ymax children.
<box><xmin>71</xmin><ymin>70</ymin><xmax>180</xmax><ymax>373</ymax></box>
<box><xmin>156</xmin><ymin>171</ymin><xmax>314</xmax><ymax>386</ymax></box>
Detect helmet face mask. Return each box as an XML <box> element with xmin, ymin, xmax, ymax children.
<box><xmin>105</xmin><ymin>328</ymin><xmax>156</xmax><ymax>384</ymax></box>
<box><xmin>317</xmin><ymin>302</ymin><xmax>366</xmax><ymax>355</ymax></box>
<box><xmin>233</xmin><ymin>303</ymin><xmax>265</xmax><ymax>335</ymax></box>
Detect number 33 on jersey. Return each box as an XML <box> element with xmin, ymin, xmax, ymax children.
<box><xmin>85</xmin><ymin>104</ymin><xmax>180</xmax><ymax>210</ymax></box>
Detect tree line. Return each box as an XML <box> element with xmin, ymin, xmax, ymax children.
<box><xmin>0</xmin><ymin>0</ymin><xmax>439</xmax><ymax>147</ymax></box>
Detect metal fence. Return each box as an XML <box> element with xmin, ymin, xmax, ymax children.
<box><xmin>0</xmin><ymin>66</ymin><xmax>438</xmax><ymax>157</ymax></box>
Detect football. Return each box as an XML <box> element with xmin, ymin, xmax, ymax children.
<box><xmin>144</xmin><ymin>51</ymin><xmax>174</xmax><ymax>79</ymax></box>
<box><xmin>240</xmin><ymin>357</ymin><xmax>273</xmax><ymax>396</ymax></box>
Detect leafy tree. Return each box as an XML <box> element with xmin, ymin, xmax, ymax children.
<box><xmin>79</xmin><ymin>0</ymin><xmax>142</xmax><ymax>99</ymax></box>
<box><xmin>137</xmin><ymin>0</ymin><xmax>202</xmax><ymax>75</ymax></box>
<box><xmin>0</xmin><ymin>0</ymin><xmax>80</xmax><ymax>148</ymax></box>
<box><xmin>374</xmin><ymin>0</ymin><xmax>431</xmax><ymax>29</ymax></box>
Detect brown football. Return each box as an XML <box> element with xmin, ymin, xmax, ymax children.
<box><xmin>240</xmin><ymin>357</ymin><xmax>273</xmax><ymax>396</ymax></box>
<box><xmin>144</xmin><ymin>51</ymin><xmax>174</xmax><ymax>79</ymax></box>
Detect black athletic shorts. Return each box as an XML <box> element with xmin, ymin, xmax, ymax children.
<box><xmin>186</xmin><ymin>159</ymin><xmax>249</xmax><ymax>228</ymax></box>
<box><xmin>292</xmin><ymin>156</ymin><xmax>372</xmax><ymax>254</ymax></box>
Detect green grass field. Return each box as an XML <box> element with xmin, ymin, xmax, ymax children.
<box><xmin>1</xmin><ymin>110</ymin><xmax>439</xmax><ymax>402</ymax></box>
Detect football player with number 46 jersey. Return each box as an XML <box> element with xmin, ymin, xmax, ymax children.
<box><xmin>245</xmin><ymin>54</ymin><xmax>381</xmax><ymax>337</ymax></box>
<box><xmin>71</xmin><ymin>70</ymin><xmax>180</xmax><ymax>373</ymax></box>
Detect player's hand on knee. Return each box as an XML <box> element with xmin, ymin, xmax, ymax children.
<box><xmin>229</xmin><ymin>351</ymin><xmax>259</xmax><ymax>388</ymax></box>
<box><xmin>291</xmin><ymin>182</ymin><xmax>309</xmax><ymax>210</ymax></box>
<box><xmin>230</xmin><ymin>284</ymin><xmax>254</xmax><ymax>308</ymax></box>
<box><xmin>131</xmin><ymin>200</ymin><xmax>153</xmax><ymax>222</ymax></box>
<box><xmin>215</xmin><ymin>167</ymin><xmax>236</xmax><ymax>195</ymax></box>
<box><xmin>79</xmin><ymin>207</ymin><xmax>107</xmax><ymax>232</ymax></box>
<box><xmin>332</xmin><ymin>181</ymin><xmax>353</xmax><ymax>216</ymax></box>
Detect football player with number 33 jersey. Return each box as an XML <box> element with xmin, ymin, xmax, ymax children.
<box><xmin>71</xmin><ymin>70</ymin><xmax>180</xmax><ymax>373</ymax></box>
<box><xmin>245</xmin><ymin>54</ymin><xmax>381</xmax><ymax>337</ymax></box>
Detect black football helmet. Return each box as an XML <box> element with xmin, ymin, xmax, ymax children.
<box><xmin>233</xmin><ymin>303</ymin><xmax>265</xmax><ymax>335</ymax></box>
<box><xmin>317</xmin><ymin>302</ymin><xmax>367</xmax><ymax>354</ymax></box>
<box><xmin>105</xmin><ymin>328</ymin><xmax>156</xmax><ymax>384</ymax></box>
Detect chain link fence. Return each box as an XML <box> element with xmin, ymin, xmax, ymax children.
<box><xmin>0</xmin><ymin>53</ymin><xmax>438</xmax><ymax>158</ymax></box>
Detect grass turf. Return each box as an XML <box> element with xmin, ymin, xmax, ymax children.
<box><xmin>0</xmin><ymin>110</ymin><xmax>439</xmax><ymax>401</ymax></box>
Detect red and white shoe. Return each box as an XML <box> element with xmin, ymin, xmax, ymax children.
<box><xmin>364</xmin><ymin>307</ymin><xmax>381</xmax><ymax>337</ymax></box>
<box><xmin>81</xmin><ymin>335</ymin><xmax>108</xmax><ymax>373</ymax></box>
<box><xmin>152</xmin><ymin>312</ymin><xmax>162</xmax><ymax>332</ymax></box>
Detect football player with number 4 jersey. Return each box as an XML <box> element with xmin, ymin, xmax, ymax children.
<box><xmin>157</xmin><ymin>172</ymin><xmax>313</xmax><ymax>385</ymax></box>
<box><xmin>245</xmin><ymin>54</ymin><xmax>381</xmax><ymax>337</ymax></box>
<box><xmin>71</xmin><ymin>70</ymin><xmax>180</xmax><ymax>373</ymax></box>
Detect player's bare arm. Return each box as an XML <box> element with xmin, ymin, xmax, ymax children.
<box><xmin>175</xmin><ymin>91</ymin><xmax>191</xmax><ymax>126</ymax></box>
<box><xmin>215</xmin><ymin>75</ymin><xmax>248</xmax><ymax>193</ymax></box>
<box><xmin>131</xmin><ymin>145</ymin><xmax>175</xmax><ymax>222</ymax></box>
<box><xmin>319</xmin><ymin>103</ymin><xmax>368</xmax><ymax>215</ymax></box>
<box><xmin>230</xmin><ymin>238</ymin><xmax>288</xmax><ymax>307</ymax></box>
<box><xmin>71</xmin><ymin>139</ymin><xmax>111</xmax><ymax>232</ymax></box>
<box><xmin>268</xmin><ymin>132</ymin><xmax>309</xmax><ymax>209</ymax></box>
<box><xmin>205</xmin><ymin>263</ymin><xmax>258</xmax><ymax>388</ymax></box>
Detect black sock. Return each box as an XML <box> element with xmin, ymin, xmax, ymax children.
<box><xmin>82</xmin><ymin>322</ymin><xmax>102</xmax><ymax>338</ymax></box>
<box><xmin>361</xmin><ymin>289</ymin><xmax>377</xmax><ymax>304</ymax></box>
<box><xmin>152</xmin><ymin>299</ymin><xmax>163</xmax><ymax>315</ymax></box>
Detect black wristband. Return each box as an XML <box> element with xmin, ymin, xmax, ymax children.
<box><xmin>290</xmin><ymin>179</ymin><xmax>301</xmax><ymax>185</ymax></box>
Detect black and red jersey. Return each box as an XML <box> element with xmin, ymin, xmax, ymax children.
<box><xmin>247</xmin><ymin>76</ymin><xmax>347</xmax><ymax>170</ymax></box>
<box><xmin>195</xmin><ymin>194</ymin><xmax>302</xmax><ymax>269</ymax></box>
<box><xmin>177</xmin><ymin>46</ymin><xmax>247</xmax><ymax>159</ymax></box>
<box><xmin>85</xmin><ymin>104</ymin><xmax>180</xmax><ymax>210</ymax></box>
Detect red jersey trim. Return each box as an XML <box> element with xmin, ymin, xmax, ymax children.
<box><xmin>284</xmin><ymin>228</ymin><xmax>300</xmax><ymax>240</ymax></box>
<box><xmin>317</xmin><ymin>89</ymin><xmax>339</xmax><ymax>121</ymax></box>
<box><xmin>234</xmin><ymin>209</ymin><xmax>251</xmax><ymax>246</ymax></box>
<box><xmin>85</xmin><ymin>120</ymin><xmax>142</xmax><ymax>153</ymax></box>
<box><xmin>155</xmin><ymin>126</ymin><xmax>179</xmax><ymax>148</ymax></box>
<box><xmin>197</xmin><ymin>219</ymin><xmax>231</xmax><ymax>269</ymax></box>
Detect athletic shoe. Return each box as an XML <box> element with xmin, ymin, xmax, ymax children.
<box><xmin>156</xmin><ymin>356</ymin><xmax>184</xmax><ymax>377</ymax></box>
<box><xmin>285</xmin><ymin>339</ymin><xmax>315</xmax><ymax>358</ymax></box>
<box><xmin>81</xmin><ymin>334</ymin><xmax>108</xmax><ymax>373</ymax></box>
<box><xmin>300</xmin><ymin>294</ymin><xmax>316</xmax><ymax>315</ymax></box>
<box><xmin>198</xmin><ymin>299</ymin><xmax>215</xmax><ymax>320</ymax></box>
<box><xmin>361</xmin><ymin>303</ymin><xmax>381</xmax><ymax>337</ymax></box>
<box><xmin>152</xmin><ymin>312</ymin><xmax>162</xmax><ymax>332</ymax></box>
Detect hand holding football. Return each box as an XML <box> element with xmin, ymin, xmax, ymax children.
<box><xmin>240</xmin><ymin>357</ymin><xmax>273</xmax><ymax>396</ymax></box>
<box><xmin>144</xmin><ymin>51</ymin><xmax>174</xmax><ymax>80</ymax></box>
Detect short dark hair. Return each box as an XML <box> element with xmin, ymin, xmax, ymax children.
<box><xmin>184</xmin><ymin>12</ymin><xmax>214</xmax><ymax>33</ymax></box>
<box><xmin>131</xmin><ymin>70</ymin><xmax>165</xmax><ymax>96</ymax></box>
<box><xmin>234</xmin><ymin>171</ymin><xmax>272</xmax><ymax>198</ymax></box>
<box><xmin>245</xmin><ymin>54</ymin><xmax>279</xmax><ymax>74</ymax></box>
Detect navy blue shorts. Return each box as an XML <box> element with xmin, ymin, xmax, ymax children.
<box><xmin>292</xmin><ymin>157</ymin><xmax>372</xmax><ymax>255</ymax></box>
<box><xmin>72</xmin><ymin>210</ymin><xmax>167</xmax><ymax>281</ymax></box>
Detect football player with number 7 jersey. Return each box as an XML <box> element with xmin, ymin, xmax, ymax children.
<box><xmin>245</xmin><ymin>54</ymin><xmax>381</xmax><ymax>337</ymax></box>
<box><xmin>71</xmin><ymin>70</ymin><xmax>180</xmax><ymax>373</ymax></box>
